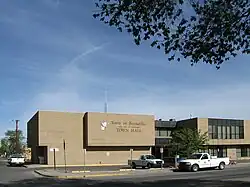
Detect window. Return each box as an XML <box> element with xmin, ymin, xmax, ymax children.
<box><xmin>240</xmin><ymin>146</ymin><xmax>250</xmax><ymax>157</ymax></box>
<box><xmin>208</xmin><ymin>125</ymin><xmax>212</xmax><ymax>139</ymax></box>
<box><xmin>155</xmin><ymin>129</ymin><xmax>172</xmax><ymax>137</ymax></box>
<box><xmin>212</xmin><ymin>125</ymin><xmax>218</xmax><ymax>139</ymax></box>
<box><xmin>160</xmin><ymin>130</ymin><xmax>168</xmax><ymax>136</ymax></box>
<box><xmin>236</xmin><ymin>148</ymin><xmax>241</xmax><ymax>158</ymax></box>
<box><xmin>222</xmin><ymin>126</ymin><xmax>226</xmax><ymax>139</ymax></box>
<box><xmin>201</xmin><ymin>154</ymin><xmax>208</xmax><ymax>159</ymax></box>
<box><xmin>208</xmin><ymin>148</ymin><xmax>217</xmax><ymax>156</ymax></box>
<box><xmin>241</xmin><ymin>148</ymin><xmax>248</xmax><ymax>157</ymax></box>
<box><xmin>235</xmin><ymin>126</ymin><xmax>239</xmax><ymax>139</ymax></box>
<box><xmin>239</xmin><ymin>126</ymin><xmax>244</xmax><ymax>139</ymax></box>
<box><xmin>155</xmin><ymin>129</ymin><xmax>160</xmax><ymax>136</ymax></box>
<box><xmin>231</xmin><ymin>125</ymin><xmax>236</xmax><ymax>139</ymax></box>
<box><xmin>167</xmin><ymin>130</ymin><xmax>172</xmax><ymax>136</ymax></box>
<box><xmin>218</xmin><ymin>126</ymin><xmax>222</xmax><ymax>139</ymax></box>
<box><xmin>208</xmin><ymin>119</ymin><xmax>244</xmax><ymax>140</ymax></box>
<box><xmin>222</xmin><ymin>148</ymin><xmax>227</xmax><ymax>157</ymax></box>
<box><xmin>226</xmin><ymin>126</ymin><xmax>230</xmax><ymax>139</ymax></box>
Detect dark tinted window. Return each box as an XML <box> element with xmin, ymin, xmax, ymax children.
<box><xmin>208</xmin><ymin>119</ymin><xmax>244</xmax><ymax>139</ymax></box>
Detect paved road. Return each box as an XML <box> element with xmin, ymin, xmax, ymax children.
<box><xmin>0</xmin><ymin>158</ymin><xmax>41</xmax><ymax>184</ymax></box>
<box><xmin>106</xmin><ymin>166</ymin><xmax>250</xmax><ymax>182</ymax></box>
<box><xmin>2</xmin><ymin>159</ymin><xmax>250</xmax><ymax>187</ymax></box>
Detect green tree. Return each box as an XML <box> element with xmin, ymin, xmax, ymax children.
<box><xmin>93</xmin><ymin>0</ymin><xmax>250</xmax><ymax>69</ymax></box>
<box><xmin>0</xmin><ymin>130</ymin><xmax>25</xmax><ymax>156</ymax></box>
<box><xmin>171</xmin><ymin>128</ymin><xmax>208</xmax><ymax>157</ymax></box>
<box><xmin>0</xmin><ymin>138</ymin><xmax>9</xmax><ymax>155</ymax></box>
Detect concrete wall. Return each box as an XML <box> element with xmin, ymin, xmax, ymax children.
<box><xmin>86</xmin><ymin>112</ymin><xmax>155</xmax><ymax>146</ymax></box>
<box><xmin>27</xmin><ymin>112</ymin><xmax>39</xmax><ymax>163</ymax></box>
<box><xmin>227</xmin><ymin>148</ymin><xmax>237</xmax><ymax>160</ymax></box>
<box><xmin>38</xmin><ymin>111</ymin><xmax>84</xmax><ymax>165</ymax></box>
<box><xmin>28</xmin><ymin>111</ymin><xmax>153</xmax><ymax>166</ymax></box>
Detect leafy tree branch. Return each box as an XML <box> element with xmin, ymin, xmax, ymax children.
<box><xmin>93</xmin><ymin>0</ymin><xmax>250</xmax><ymax>69</ymax></box>
<box><xmin>171</xmin><ymin>127</ymin><xmax>209</xmax><ymax>157</ymax></box>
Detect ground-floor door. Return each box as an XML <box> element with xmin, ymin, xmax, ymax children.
<box><xmin>36</xmin><ymin>146</ymin><xmax>48</xmax><ymax>164</ymax></box>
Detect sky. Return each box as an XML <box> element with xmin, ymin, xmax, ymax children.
<box><xmin>0</xmin><ymin>0</ymin><xmax>250</xmax><ymax>138</ymax></box>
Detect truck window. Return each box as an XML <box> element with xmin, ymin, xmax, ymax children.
<box><xmin>140</xmin><ymin>155</ymin><xmax>145</xmax><ymax>160</ymax></box>
<box><xmin>145</xmin><ymin>155</ymin><xmax>156</xmax><ymax>159</ymax></box>
<box><xmin>188</xmin><ymin>153</ymin><xmax>202</xmax><ymax>159</ymax></box>
<box><xmin>201</xmin><ymin>154</ymin><xmax>209</xmax><ymax>160</ymax></box>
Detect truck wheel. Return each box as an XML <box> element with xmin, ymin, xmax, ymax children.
<box><xmin>147</xmin><ymin>163</ymin><xmax>152</xmax><ymax>169</ymax></box>
<box><xmin>219</xmin><ymin>162</ymin><xmax>225</xmax><ymax>170</ymax></box>
<box><xmin>132</xmin><ymin>162</ymin><xmax>136</xmax><ymax>169</ymax></box>
<box><xmin>191</xmin><ymin>164</ymin><xmax>199</xmax><ymax>172</ymax></box>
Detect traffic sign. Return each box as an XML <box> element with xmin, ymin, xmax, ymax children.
<box><xmin>160</xmin><ymin>148</ymin><xmax>164</xmax><ymax>153</ymax></box>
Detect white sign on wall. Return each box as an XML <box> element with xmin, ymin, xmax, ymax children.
<box><xmin>101</xmin><ymin>121</ymin><xmax>108</xmax><ymax>130</ymax></box>
<box><xmin>49</xmin><ymin>148</ymin><xmax>59</xmax><ymax>152</ymax></box>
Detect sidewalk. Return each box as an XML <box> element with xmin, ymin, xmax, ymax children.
<box><xmin>34</xmin><ymin>169</ymin><xmax>133</xmax><ymax>179</ymax></box>
<box><xmin>228</xmin><ymin>162</ymin><xmax>250</xmax><ymax>168</ymax></box>
<box><xmin>34</xmin><ymin>168</ymin><xmax>171</xmax><ymax>179</ymax></box>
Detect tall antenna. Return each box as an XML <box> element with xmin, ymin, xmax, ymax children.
<box><xmin>14</xmin><ymin>120</ymin><xmax>20</xmax><ymax>153</ymax></box>
<box><xmin>104</xmin><ymin>88</ymin><xmax>108</xmax><ymax>113</ymax></box>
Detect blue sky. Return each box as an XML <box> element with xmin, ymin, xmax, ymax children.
<box><xmin>0</xmin><ymin>0</ymin><xmax>250</xmax><ymax>138</ymax></box>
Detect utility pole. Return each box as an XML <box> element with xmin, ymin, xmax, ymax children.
<box><xmin>15</xmin><ymin>120</ymin><xmax>20</xmax><ymax>153</ymax></box>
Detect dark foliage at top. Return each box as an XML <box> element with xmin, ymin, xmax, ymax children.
<box><xmin>93</xmin><ymin>0</ymin><xmax>250</xmax><ymax>69</ymax></box>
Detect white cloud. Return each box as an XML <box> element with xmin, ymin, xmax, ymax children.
<box><xmin>20</xmin><ymin>49</ymin><xmax>250</xmax><ymax>132</ymax></box>
<box><xmin>5</xmin><ymin>1</ymin><xmax>249</xmax><ymax>137</ymax></box>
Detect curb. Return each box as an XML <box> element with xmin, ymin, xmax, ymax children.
<box><xmin>119</xmin><ymin>169</ymin><xmax>135</xmax><ymax>171</ymax></box>
<box><xmin>119</xmin><ymin>168</ymin><xmax>166</xmax><ymax>172</ymax></box>
<box><xmin>34</xmin><ymin>170</ymin><xmax>130</xmax><ymax>179</ymax></box>
<box><xmin>58</xmin><ymin>172</ymin><xmax>129</xmax><ymax>179</ymax></box>
<box><xmin>71</xmin><ymin>170</ymin><xmax>91</xmax><ymax>173</ymax></box>
<box><xmin>34</xmin><ymin>170</ymin><xmax>56</xmax><ymax>178</ymax></box>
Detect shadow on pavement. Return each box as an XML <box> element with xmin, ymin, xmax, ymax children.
<box><xmin>1</xmin><ymin>178</ymin><xmax>250</xmax><ymax>187</ymax></box>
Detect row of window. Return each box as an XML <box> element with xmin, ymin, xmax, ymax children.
<box><xmin>208</xmin><ymin>124</ymin><xmax>244</xmax><ymax>139</ymax></box>
<box><xmin>199</xmin><ymin>148</ymin><xmax>227</xmax><ymax>157</ymax></box>
<box><xmin>208</xmin><ymin>119</ymin><xmax>244</xmax><ymax>126</ymax></box>
<box><xmin>236</xmin><ymin>147</ymin><xmax>250</xmax><ymax>157</ymax></box>
<box><xmin>196</xmin><ymin>147</ymin><xmax>250</xmax><ymax>158</ymax></box>
<box><xmin>155</xmin><ymin>129</ymin><xmax>172</xmax><ymax>137</ymax></box>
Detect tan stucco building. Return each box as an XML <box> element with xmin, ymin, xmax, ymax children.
<box><xmin>177</xmin><ymin>118</ymin><xmax>250</xmax><ymax>160</ymax></box>
<box><xmin>27</xmin><ymin>111</ymin><xmax>155</xmax><ymax>166</ymax></box>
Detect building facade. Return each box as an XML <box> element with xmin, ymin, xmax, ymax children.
<box><xmin>176</xmin><ymin>118</ymin><xmax>250</xmax><ymax>160</ymax></box>
<box><xmin>27</xmin><ymin>111</ymin><xmax>155</xmax><ymax>166</ymax></box>
<box><xmin>27</xmin><ymin>111</ymin><xmax>250</xmax><ymax>166</ymax></box>
<box><xmin>153</xmin><ymin>119</ymin><xmax>176</xmax><ymax>158</ymax></box>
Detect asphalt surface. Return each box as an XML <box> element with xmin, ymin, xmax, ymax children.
<box><xmin>1</xmin><ymin>157</ymin><xmax>250</xmax><ymax>187</ymax></box>
<box><xmin>0</xmin><ymin>158</ymin><xmax>41</xmax><ymax>184</ymax></box>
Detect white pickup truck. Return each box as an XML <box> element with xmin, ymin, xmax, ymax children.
<box><xmin>7</xmin><ymin>154</ymin><xmax>25</xmax><ymax>166</ymax></box>
<box><xmin>128</xmin><ymin>154</ymin><xmax>164</xmax><ymax>169</ymax></box>
<box><xmin>178</xmin><ymin>153</ymin><xmax>230</xmax><ymax>172</ymax></box>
